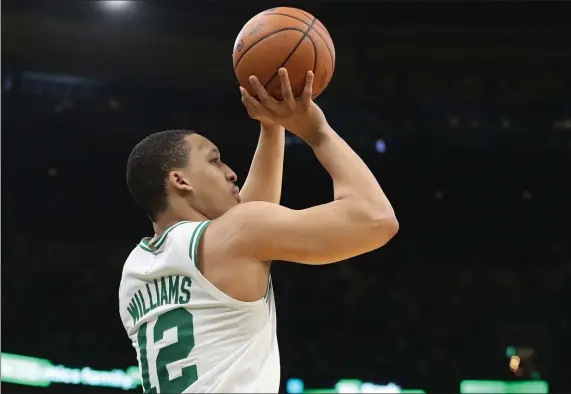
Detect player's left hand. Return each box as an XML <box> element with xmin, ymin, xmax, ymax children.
<box><xmin>241</xmin><ymin>92</ymin><xmax>276</xmax><ymax>126</ymax></box>
<box><xmin>240</xmin><ymin>69</ymin><xmax>328</xmax><ymax>144</ymax></box>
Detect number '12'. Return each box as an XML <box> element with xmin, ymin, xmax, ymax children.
<box><xmin>137</xmin><ymin>308</ymin><xmax>197</xmax><ymax>393</ymax></box>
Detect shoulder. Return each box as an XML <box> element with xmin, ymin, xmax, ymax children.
<box><xmin>195</xmin><ymin>202</ymin><xmax>290</xmax><ymax>264</ymax></box>
<box><xmin>187</xmin><ymin>204</ymin><xmax>276</xmax><ymax>302</ymax></box>
<box><xmin>212</xmin><ymin>201</ymin><xmax>293</xmax><ymax>232</ymax></box>
<box><xmin>219</xmin><ymin>200</ymin><xmax>282</xmax><ymax>221</ymax></box>
<box><xmin>205</xmin><ymin>201</ymin><xmax>292</xmax><ymax>250</ymax></box>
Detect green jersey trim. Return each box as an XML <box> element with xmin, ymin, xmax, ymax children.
<box><xmin>138</xmin><ymin>221</ymin><xmax>192</xmax><ymax>253</ymax></box>
<box><xmin>189</xmin><ymin>221</ymin><xmax>212</xmax><ymax>271</ymax></box>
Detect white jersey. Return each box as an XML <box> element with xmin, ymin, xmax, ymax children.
<box><xmin>119</xmin><ymin>221</ymin><xmax>280</xmax><ymax>393</ymax></box>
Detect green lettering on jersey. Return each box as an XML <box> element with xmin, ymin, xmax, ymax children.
<box><xmin>133</xmin><ymin>275</ymin><xmax>197</xmax><ymax>392</ymax></box>
<box><xmin>127</xmin><ymin>276</ymin><xmax>194</xmax><ymax>325</ymax></box>
<box><xmin>168</xmin><ymin>276</ymin><xmax>180</xmax><ymax>303</ymax></box>
<box><xmin>137</xmin><ymin>322</ymin><xmax>153</xmax><ymax>393</ymax></box>
<box><xmin>127</xmin><ymin>298</ymin><xmax>141</xmax><ymax>325</ymax></box>
<box><xmin>137</xmin><ymin>290</ymin><xmax>150</xmax><ymax>315</ymax></box>
<box><xmin>138</xmin><ymin>308</ymin><xmax>197</xmax><ymax>393</ymax></box>
<box><xmin>178</xmin><ymin>277</ymin><xmax>192</xmax><ymax>304</ymax></box>
<box><xmin>146</xmin><ymin>284</ymin><xmax>157</xmax><ymax>310</ymax></box>
<box><xmin>153</xmin><ymin>279</ymin><xmax>162</xmax><ymax>307</ymax></box>
<box><xmin>133</xmin><ymin>292</ymin><xmax>145</xmax><ymax>319</ymax></box>
<box><xmin>160</xmin><ymin>277</ymin><xmax>168</xmax><ymax>305</ymax></box>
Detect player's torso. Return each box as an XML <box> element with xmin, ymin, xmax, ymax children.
<box><xmin>118</xmin><ymin>221</ymin><xmax>280</xmax><ymax>393</ymax></box>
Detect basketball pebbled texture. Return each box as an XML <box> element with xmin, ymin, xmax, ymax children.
<box><xmin>233</xmin><ymin>7</ymin><xmax>336</xmax><ymax>100</ymax></box>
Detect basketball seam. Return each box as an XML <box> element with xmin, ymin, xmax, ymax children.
<box><xmin>264</xmin><ymin>11</ymin><xmax>327</xmax><ymax>34</ymax></box>
<box><xmin>234</xmin><ymin>27</ymin><xmax>307</xmax><ymax>71</ymax></box>
<box><xmin>306</xmin><ymin>35</ymin><xmax>317</xmax><ymax>76</ymax></box>
<box><xmin>263</xmin><ymin>17</ymin><xmax>318</xmax><ymax>89</ymax></box>
<box><xmin>305</xmin><ymin>35</ymin><xmax>318</xmax><ymax>99</ymax></box>
<box><xmin>296</xmin><ymin>10</ymin><xmax>328</xmax><ymax>33</ymax></box>
<box><xmin>263</xmin><ymin>13</ymin><xmax>335</xmax><ymax>74</ymax></box>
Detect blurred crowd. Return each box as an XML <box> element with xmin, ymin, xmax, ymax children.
<box><xmin>3</xmin><ymin>73</ymin><xmax>570</xmax><ymax>393</ymax></box>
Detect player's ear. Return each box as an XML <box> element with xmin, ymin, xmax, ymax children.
<box><xmin>168</xmin><ymin>170</ymin><xmax>193</xmax><ymax>192</ymax></box>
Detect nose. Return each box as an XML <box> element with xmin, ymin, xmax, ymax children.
<box><xmin>226</xmin><ymin>168</ymin><xmax>237</xmax><ymax>183</ymax></box>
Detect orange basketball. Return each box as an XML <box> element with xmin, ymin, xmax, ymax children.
<box><xmin>232</xmin><ymin>7</ymin><xmax>335</xmax><ymax>100</ymax></box>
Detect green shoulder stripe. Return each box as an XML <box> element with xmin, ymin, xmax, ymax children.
<box><xmin>138</xmin><ymin>221</ymin><xmax>192</xmax><ymax>253</ymax></box>
<box><xmin>138</xmin><ymin>242</ymin><xmax>155</xmax><ymax>253</ymax></box>
<box><xmin>189</xmin><ymin>221</ymin><xmax>211</xmax><ymax>271</ymax></box>
<box><xmin>153</xmin><ymin>221</ymin><xmax>191</xmax><ymax>248</ymax></box>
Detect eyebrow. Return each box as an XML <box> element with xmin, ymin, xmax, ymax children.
<box><xmin>210</xmin><ymin>147</ymin><xmax>220</xmax><ymax>156</ymax></box>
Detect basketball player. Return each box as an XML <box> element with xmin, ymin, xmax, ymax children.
<box><xmin>119</xmin><ymin>69</ymin><xmax>398</xmax><ymax>393</ymax></box>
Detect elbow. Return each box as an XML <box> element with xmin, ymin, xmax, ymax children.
<box><xmin>370</xmin><ymin>212</ymin><xmax>399</xmax><ymax>248</ymax></box>
<box><xmin>346</xmin><ymin>199</ymin><xmax>399</xmax><ymax>248</ymax></box>
<box><xmin>384</xmin><ymin>215</ymin><xmax>400</xmax><ymax>239</ymax></box>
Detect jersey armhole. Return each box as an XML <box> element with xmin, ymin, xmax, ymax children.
<box><xmin>183</xmin><ymin>221</ymin><xmax>265</xmax><ymax>310</ymax></box>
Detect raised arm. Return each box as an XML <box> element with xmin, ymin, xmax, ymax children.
<box><xmin>239</xmin><ymin>122</ymin><xmax>285</xmax><ymax>204</ymax></box>
<box><xmin>207</xmin><ymin>69</ymin><xmax>398</xmax><ymax>265</ymax></box>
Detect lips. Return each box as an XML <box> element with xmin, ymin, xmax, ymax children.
<box><xmin>232</xmin><ymin>186</ymin><xmax>241</xmax><ymax>202</ymax></box>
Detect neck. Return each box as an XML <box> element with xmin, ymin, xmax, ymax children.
<box><xmin>152</xmin><ymin>205</ymin><xmax>208</xmax><ymax>236</ymax></box>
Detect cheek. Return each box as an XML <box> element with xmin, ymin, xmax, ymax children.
<box><xmin>195</xmin><ymin>166</ymin><xmax>225</xmax><ymax>192</ymax></box>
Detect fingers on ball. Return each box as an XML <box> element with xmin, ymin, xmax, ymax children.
<box><xmin>301</xmin><ymin>71</ymin><xmax>314</xmax><ymax>102</ymax></box>
<box><xmin>278</xmin><ymin>68</ymin><xmax>295</xmax><ymax>103</ymax></box>
<box><xmin>240</xmin><ymin>86</ymin><xmax>259</xmax><ymax>108</ymax></box>
<box><xmin>249</xmin><ymin>75</ymin><xmax>273</xmax><ymax>104</ymax></box>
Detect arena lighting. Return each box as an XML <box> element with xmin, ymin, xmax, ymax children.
<box><xmin>102</xmin><ymin>1</ymin><xmax>131</xmax><ymax>10</ymax></box>
<box><xmin>286</xmin><ymin>378</ymin><xmax>425</xmax><ymax>393</ymax></box>
<box><xmin>0</xmin><ymin>352</ymin><xmax>140</xmax><ymax>390</ymax></box>
<box><xmin>460</xmin><ymin>380</ymin><xmax>548</xmax><ymax>394</ymax></box>
<box><xmin>375</xmin><ymin>138</ymin><xmax>387</xmax><ymax>153</ymax></box>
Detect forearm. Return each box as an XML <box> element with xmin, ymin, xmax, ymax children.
<box><xmin>311</xmin><ymin>124</ymin><xmax>395</xmax><ymax>217</ymax></box>
<box><xmin>239</xmin><ymin>123</ymin><xmax>285</xmax><ymax>204</ymax></box>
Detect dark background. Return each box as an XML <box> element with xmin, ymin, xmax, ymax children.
<box><xmin>2</xmin><ymin>1</ymin><xmax>570</xmax><ymax>393</ymax></box>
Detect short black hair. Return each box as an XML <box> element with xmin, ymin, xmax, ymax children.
<box><xmin>126</xmin><ymin>129</ymin><xmax>196</xmax><ymax>221</ymax></box>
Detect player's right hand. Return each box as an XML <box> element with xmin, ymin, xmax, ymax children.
<box><xmin>240</xmin><ymin>69</ymin><xmax>328</xmax><ymax>145</ymax></box>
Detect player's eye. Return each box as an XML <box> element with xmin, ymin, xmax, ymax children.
<box><xmin>211</xmin><ymin>157</ymin><xmax>221</xmax><ymax>165</ymax></box>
